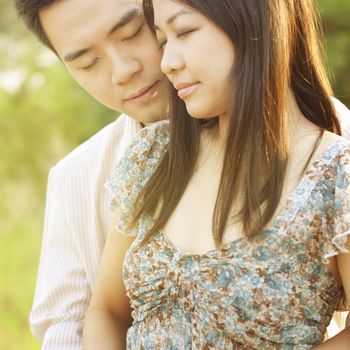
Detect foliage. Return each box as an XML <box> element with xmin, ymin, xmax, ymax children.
<box><xmin>0</xmin><ymin>2</ymin><xmax>116</xmax><ymax>349</ymax></box>
<box><xmin>319</xmin><ymin>0</ymin><xmax>350</xmax><ymax>106</ymax></box>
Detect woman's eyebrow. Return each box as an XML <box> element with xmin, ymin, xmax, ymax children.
<box><xmin>154</xmin><ymin>9</ymin><xmax>193</xmax><ymax>30</ymax></box>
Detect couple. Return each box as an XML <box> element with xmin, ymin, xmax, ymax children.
<box><xmin>16</xmin><ymin>0</ymin><xmax>350</xmax><ymax>349</ymax></box>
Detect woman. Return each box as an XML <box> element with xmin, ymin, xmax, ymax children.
<box><xmin>83</xmin><ymin>0</ymin><xmax>350</xmax><ymax>348</ymax></box>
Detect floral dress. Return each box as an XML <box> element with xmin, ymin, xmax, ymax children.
<box><xmin>106</xmin><ymin>120</ymin><xmax>350</xmax><ymax>350</ymax></box>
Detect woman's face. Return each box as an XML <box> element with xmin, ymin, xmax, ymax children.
<box><xmin>153</xmin><ymin>0</ymin><xmax>235</xmax><ymax>119</ymax></box>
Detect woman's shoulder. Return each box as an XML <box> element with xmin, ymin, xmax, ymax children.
<box><xmin>124</xmin><ymin>119</ymin><xmax>170</xmax><ymax>164</ymax></box>
<box><xmin>105</xmin><ymin>120</ymin><xmax>169</xmax><ymax>212</ymax></box>
<box><xmin>136</xmin><ymin>119</ymin><xmax>170</xmax><ymax>145</ymax></box>
<box><xmin>139</xmin><ymin>119</ymin><xmax>170</xmax><ymax>136</ymax></box>
<box><xmin>290</xmin><ymin>133</ymin><xmax>350</xmax><ymax>269</ymax></box>
<box><xmin>312</xmin><ymin>133</ymin><xmax>350</xmax><ymax>193</ymax></box>
<box><xmin>105</xmin><ymin>120</ymin><xmax>169</xmax><ymax>236</ymax></box>
<box><xmin>319</xmin><ymin>132</ymin><xmax>350</xmax><ymax>166</ymax></box>
<box><xmin>315</xmin><ymin>133</ymin><xmax>350</xmax><ymax>262</ymax></box>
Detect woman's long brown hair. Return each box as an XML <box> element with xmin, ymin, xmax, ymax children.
<box><xmin>130</xmin><ymin>0</ymin><xmax>341</xmax><ymax>249</ymax></box>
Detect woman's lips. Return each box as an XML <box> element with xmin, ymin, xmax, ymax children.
<box><xmin>175</xmin><ymin>82</ymin><xmax>200</xmax><ymax>99</ymax></box>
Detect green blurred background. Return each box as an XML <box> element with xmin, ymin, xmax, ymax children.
<box><xmin>0</xmin><ymin>0</ymin><xmax>349</xmax><ymax>349</ymax></box>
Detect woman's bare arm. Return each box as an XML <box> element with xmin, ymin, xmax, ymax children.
<box><xmin>83</xmin><ymin>214</ymin><xmax>135</xmax><ymax>350</ymax></box>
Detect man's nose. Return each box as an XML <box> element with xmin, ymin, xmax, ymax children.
<box><xmin>110</xmin><ymin>50</ymin><xmax>142</xmax><ymax>85</ymax></box>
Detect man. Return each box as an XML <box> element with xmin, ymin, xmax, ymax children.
<box><xmin>14</xmin><ymin>0</ymin><xmax>168</xmax><ymax>348</ymax></box>
<box><xmin>14</xmin><ymin>0</ymin><xmax>350</xmax><ymax>348</ymax></box>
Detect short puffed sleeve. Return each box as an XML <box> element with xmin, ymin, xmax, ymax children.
<box><xmin>322</xmin><ymin>144</ymin><xmax>350</xmax><ymax>262</ymax></box>
<box><xmin>105</xmin><ymin>120</ymin><xmax>169</xmax><ymax>236</ymax></box>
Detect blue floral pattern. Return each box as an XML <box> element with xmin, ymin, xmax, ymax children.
<box><xmin>106</xmin><ymin>121</ymin><xmax>350</xmax><ymax>349</ymax></box>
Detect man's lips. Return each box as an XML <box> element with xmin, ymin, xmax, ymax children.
<box><xmin>174</xmin><ymin>82</ymin><xmax>200</xmax><ymax>99</ymax></box>
<box><xmin>125</xmin><ymin>81</ymin><xmax>159</xmax><ymax>103</ymax></box>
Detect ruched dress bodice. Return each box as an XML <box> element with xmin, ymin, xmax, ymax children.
<box><xmin>106</xmin><ymin>121</ymin><xmax>349</xmax><ymax>349</ymax></box>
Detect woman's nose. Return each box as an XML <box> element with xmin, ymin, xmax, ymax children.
<box><xmin>160</xmin><ymin>46</ymin><xmax>185</xmax><ymax>76</ymax></box>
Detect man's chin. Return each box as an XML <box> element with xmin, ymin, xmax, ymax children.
<box><xmin>127</xmin><ymin>104</ymin><xmax>168</xmax><ymax>125</ymax></box>
<box><xmin>135</xmin><ymin>114</ymin><xmax>165</xmax><ymax>126</ymax></box>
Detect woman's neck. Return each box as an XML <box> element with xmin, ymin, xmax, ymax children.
<box><xmin>286</xmin><ymin>91</ymin><xmax>322</xmax><ymax>152</ymax></box>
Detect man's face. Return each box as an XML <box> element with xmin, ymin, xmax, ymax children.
<box><xmin>40</xmin><ymin>0</ymin><xmax>169</xmax><ymax>124</ymax></box>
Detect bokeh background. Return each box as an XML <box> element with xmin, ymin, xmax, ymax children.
<box><xmin>0</xmin><ymin>0</ymin><xmax>349</xmax><ymax>349</ymax></box>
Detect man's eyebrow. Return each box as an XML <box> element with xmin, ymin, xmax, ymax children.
<box><xmin>108</xmin><ymin>8</ymin><xmax>141</xmax><ymax>35</ymax></box>
<box><xmin>154</xmin><ymin>10</ymin><xmax>192</xmax><ymax>30</ymax></box>
<box><xmin>63</xmin><ymin>8</ymin><xmax>141</xmax><ymax>63</ymax></box>
<box><xmin>63</xmin><ymin>48</ymin><xmax>92</xmax><ymax>63</ymax></box>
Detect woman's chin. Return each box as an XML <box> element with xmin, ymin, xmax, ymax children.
<box><xmin>185</xmin><ymin>107</ymin><xmax>217</xmax><ymax>120</ymax></box>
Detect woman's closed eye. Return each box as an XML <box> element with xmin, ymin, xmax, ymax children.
<box><xmin>158</xmin><ymin>28</ymin><xmax>198</xmax><ymax>49</ymax></box>
<box><xmin>177</xmin><ymin>28</ymin><xmax>198</xmax><ymax>39</ymax></box>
